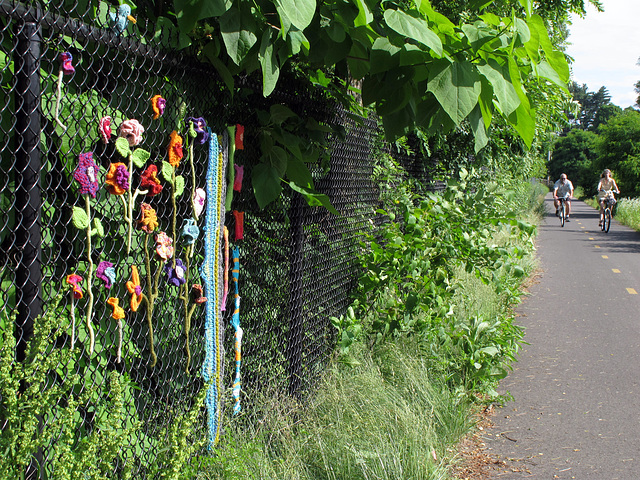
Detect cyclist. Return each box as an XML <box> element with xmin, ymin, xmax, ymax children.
<box><xmin>553</xmin><ymin>173</ymin><xmax>574</xmax><ymax>221</ymax></box>
<box><xmin>597</xmin><ymin>169</ymin><xmax>620</xmax><ymax>227</ymax></box>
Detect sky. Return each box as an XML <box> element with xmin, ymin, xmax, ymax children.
<box><xmin>565</xmin><ymin>0</ymin><xmax>640</xmax><ymax>108</ymax></box>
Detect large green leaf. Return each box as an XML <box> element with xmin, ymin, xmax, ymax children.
<box><xmin>219</xmin><ymin>8</ymin><xmax>258</xmax><ymax>66</ymax></box>
<box><xmin>469</xmin><ymin>105</ymin><xmax>489</xmax><ymax>153</ymax></box>
<box><xmin>259</xmin><ymin>30</ymin><xmax>280</xmax><ymax>97</ymax></box>
<box><xmin>173</xmin><ymin>0</ymin><xmax>232</xmax><ymax>33</ymax></box>
<box><xmin>507</xmin><ymin>102</ymin><xmax>535</xmax><ymax>148</ymax></box>
<box><xmin>427</xmin><ymin>60</ymin><xmax>481</xmax><ymax>125</ymax></box>
<box><xmin>348</xmin><ymin>41</ymin><xmax>370</xmax><ymax>79</ymax></box>
<box><xmin>203</xmin><ymin>42</ymin><xmax>235</xmax><ymax>92</ymax></box>
<box><xmin>289</xmin><ymin>182</ymin><xmax>339</xmax><ymax>215</ymax></box>
<box><xmin>527</xmin><ymin>15</ymin><xmax>569</xmax><ymax>84</ymax></box>
<box><xmin>353</xmin><ymin>0</ymin><xmax>373</xmax><ymax>27</ymax></box>
<box><xmin>476</xmin><ymin>59</ymin><xmax>520</xmax><ymax>116</ymax></box>
<box><xmin>286</xmin><ymin>155</ymin><xmax>314</xmax><ymax>188</ymax></box>
<box><xmin>275</xmin><ymin>0</ymin><xmax>316</xmax><ymax>31</ymax></box>
<box><xmin>383</xmin><ymin>9</ymin><xmax>442</xmax><ymax>56</ymax></box>
<box><xmin>370</xmin><ymin>38</ymin><xmax>401</xmax><ymax>74</ymax></box>
<box><xmin>252</xmin><ymin>163</ymin><xmax>283</xmax><ymax>209</ymax></box>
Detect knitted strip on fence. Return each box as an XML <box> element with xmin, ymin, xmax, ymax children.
<box><xmin>200</xmin><ymin>129</ymin><xmax>227</xmax><ymax>448</ymax></box>
<box><xmin>231</xmin><ymin>246</ymin><xmax>242</xmax><ymax>414</ymax></box>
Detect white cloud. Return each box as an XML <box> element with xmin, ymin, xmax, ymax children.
<box><xmin>566</xmin><ymin>0</ymin><xmax>640</xmax><ymax>108</ymax></box>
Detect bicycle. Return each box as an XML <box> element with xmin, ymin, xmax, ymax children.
<box><xmin>599</xmin><ymin>190</ymin><xmax>619</xmax><ymax>233</ymax></box>
<box><xmin>556</xmin><ymin>193</ymin><xmax>571</xmax><ymax>227</ymax></box>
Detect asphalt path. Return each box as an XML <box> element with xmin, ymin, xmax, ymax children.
<box><xmin>484</xmin><ymin>194</ymin><xmax>640</xmax><ymax>479</ymax></box>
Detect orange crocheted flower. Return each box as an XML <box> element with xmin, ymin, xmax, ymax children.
<box><xmin>105</xmin><ymin>162</ymin><xmax>130</xmax><ymax>195</ymax></box>
<box><xmin>107</xmin><ymin>297</ymin><xmax>125</xmax><ymax>320</ymax></box>
<box><xmin>168</xmin><ymin>130</ymin><xmax>183</xmax><ymax>167</ymax></box>
<box><xmin>137</xmin><ymin>203</ymin><xmax>158</xmax><ymax>233</ymax></box>
<box><xmin>126</xmin><ymin>265</ymin><xmax>143</xmax><ymax>312</ymax></box>
<box><xmin>151</xmin><ymin>95</ymin><xmax>166</xmax><ymax>120</ymax></box>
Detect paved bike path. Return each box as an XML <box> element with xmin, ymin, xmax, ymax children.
<box><xmin>484</xmin><ymin>194</ymin><xmax>640</xmax><ymax>479</ymax></box>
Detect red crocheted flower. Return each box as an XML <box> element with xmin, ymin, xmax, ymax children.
<box><xmin>99</xmin><ymin>116</ymin><xmax>112</xmax><ymax>144</ymax></box>
<box><xmin>168</xmin><ymin>131</ymin><xmax>183</xmax><ymax>167</ymax></box>
<box><xmin>105</xmin><ymin>162</ymin><xmax>130</xmax><ymax>195</ymax></box>
<box><xmin>66</xmin><ymin>274</ymin><xmax>83</xmax><ymax>299</ymax></box>
<box><xmin>235</xmin><ymin>124</ymin><xmax>244</xmax><ymax>150</ymax></box>
<box><xmin>59</xmin><ymin>52</ymin><xmax>74</xmax><ymax>75</ymax></box>
<box><xmin>140</xmin><ymin>165</ymin><xmax>163</xmax><ymax>196</ymax></box>
<box><xmin>73</xmin><ymin>152</ymin><xmax>100</xmax><ymax>198</ymax></box>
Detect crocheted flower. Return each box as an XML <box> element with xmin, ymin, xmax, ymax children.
<box><xmin>193</xmin><ymin>188</ymin><xmax>206</xmax><ymax>218</ymax></box>
<box><xmin>126</xmin><ymin>265</ymin><xmax>143</xmax><ymax>312</ymax></box>
<box><xmin>155</xmin><ymin>232</ymin><xmax>174</xmax><ymax>261</ymax></box>
<box><xmin>236</xmin><ymin>124</ymin><xmax>244</xmax><ymax>150</ymax></box>
<box><xmin>66</xmin><ymin>274</ymin><xmax>83</xmax><ymax>299</ymax></box>
<box><xmin>59</xmin><ymin>52</ymin><xmax>74</xmax><ymax>75</ymax></box>
<box><xmin>181</xmin><ymin>218</ymin><xmax>199</xmax><ymax>245</ymax></box>
<box><xmin>186</xmin><ymin>117</ymin><xmax>209</xmax><ymax>145</ymax></box>
<box><xmin>118</xmin><ymin>119</ymin><xmax>144</xmax><ymax>147</ymax></box>
<box><xmin>105</xmin><ymin>162</ymin><xmax>130</xmax><ymax>195</ymax></box>
<box><xmin>164</xmin><ymin>259</ymin><xmax>187</xmax><ymax>287</ymax></box>
<box><xmin>107</xmin><ymin>297</ymin><xmax>125</xmax><ymax>320</ymax></box>
<box><xmin>96</xmin><ymin>261</ymin><xmax>116</xmax><ymax>289</ymax></box>
<box><xmin>151</xmin><ymin>95</ymin><xmax>166</xmax><ymax>120</ymax></box>
<box><xmin>138</xmin><ymin>203</ymin><xmax>158</xmax><ymax>233</ymax></box>
<box><xmin>99</xmin><ymin>116</ymin><xmax>112</xmax><ymax>144</ymax></box>
<box><xmin>73</xmin><ymin>152</ymin><xmax>100</xmax><ymax>198</ymax></box>
<box><xmin>233</xmin><ymin>210</ymin><xmax>244</xmax><ymax>241</ymax></box>
<box><xmin>192</xmin><ymin>284</ymin><xmax>207</xmax><ymax>304</ymax></box>
<box><xmin>167</xmin><ymin>131</ymin><xmax>183</xmax><ymax>167</ymax></box>
<box><xmin>140</xmin><ymin>165</ymin><xmax>163</xmax><ymax>196</ymax></box>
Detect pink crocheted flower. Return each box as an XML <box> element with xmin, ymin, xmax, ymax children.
<box><xmin>155</xmin><ymin>232</ymin><xmax>174</xmax><ymax>261</ymax></box>
<box><xmin>66</xmin><ymin>274</ymin><xmax>83</xmax><ymax>299</ymax></box>
<box><xmin>118</xmin><ymin>119</ymin><xmax>144</xmax><ymax>147</ymax></box>
<box><xmin>234</xmin><ymin>164</ymin><xmax>244</xmax><ymax>192</ymax></box>
<box><xmin>73</xmin><ymin>152</ymin><xmax>100</xmax><ymax>198</ymax></box>
<box><xmin>99</xmin><ymin>116</ymin><xmax>112</xmax><ymax>144</ymax></box>
<box><xmin>193</xmin><ymin>188</ymin><xmax>206</xmax><ymax>218</ymax></box>
<box><xmin>59</xmin><ymin>52</ymin><xmax>75</xmax><ymax>75</ymax></box>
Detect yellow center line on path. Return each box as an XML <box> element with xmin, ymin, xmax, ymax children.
<box><xmin>594</xmin><ymin>245</ymin><xmax>601</xmax><ymax>249</ymax></box>
<box><xmin>580</xmin><ymin>226</ymin><xmax>585</xmax><ymax>229</ymax></box>
<box><xmin>602</xmin><ymin>255</ymin><xmax>608</xmax><ymax>259</ymax></box>
<box><xmin>589</xmin><ymin>237</ymin><xmax>594</xmax><ymax>240</ymax></box>
<box><xmin>627</xmin><ymin>288</ymin><xmax>638</xmax><ymax>295</ymax></box>
<box><xmin>612</xmin><ymin>269</ymin><xmax>620</xmax><ymax>273</ymax></box>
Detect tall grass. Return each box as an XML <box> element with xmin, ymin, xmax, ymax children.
<box><xmin>612</xmin><ymin>197</ymin><xmax>640</xmax><ymax>231</ymax></box>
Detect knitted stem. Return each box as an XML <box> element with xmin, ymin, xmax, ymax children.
<box><xmin>54</xmin><ymin>69</ymin><xmax>66</xmax><ymax>131</ymax></box>
<box><xmin>142</xmin><ymin>234</ymin><xmax>158</xmax><ymax>367</ymax></box>
<box><xmin>116</xmin><ymin>318</ymin><xmax>123</xmax><ymax>363</ymax></box>
<box><xmin>126</xmin><ymin>156</ymin><xmax>134</xmax><ymax>254</ymax></box>
<box><xmin>189</xmin><ymin>141</ymin><xmax>198</xmax><ymax>221</ymax></box>
<box><xmin>70</xmin><ymin>295</ymin><xmax>76</xmax><ymax>349</ymax></box>
<box><xmin>84</xmin><ymin>194</ymin><xmax>95</xmax><ymax>354</ymax></box>
<box><xmin>171</xmin><ymin>167</ymin><xmax>177</xmax><ymax>270</ymax></box>
<box><xmin>180</xmin><ymin>244</ymin><xmax>193</xmax><ymax>373</ymax></box>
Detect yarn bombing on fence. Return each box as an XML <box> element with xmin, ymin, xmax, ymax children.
<box><xmin>231</xmin><ymin>246</ymin><xmax>243</xmax><ymax>415</ymax></box>
<box><xmin>109</xmin><ymin>4</ymin><xmax>136</xmax><ymax>35</ymax></box>
<box><xmin>200</xmin><ymin>128</ymin><xmax>228</xmax><ymax>448</ymax></box>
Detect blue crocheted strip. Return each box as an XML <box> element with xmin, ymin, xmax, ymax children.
<box><xmin>200</xmin><ymin>128</ymin><xmax>225</xmax><ymax>449</ymax></box>
<box><xmin>231</xmin><ymin>246</ymin><xmax>241</xmax><ymax>414</ymax></box>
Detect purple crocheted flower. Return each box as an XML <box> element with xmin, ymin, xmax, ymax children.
<box><xmin>73</xmin><ymin>152</ymin><xmax>100</xmax><ymax>198</ymax></box>
<box><xmin>164</xmin><ymin>259</ymin><xmax>187</xmax><ymax>287</ymax></box>
<box><xmin>186</xmin><ymin>117</ymin><xmax>209</xmax><ymax>145</ymax></box>
<box><xmin>96</xmin><ymin>261</ymin><xmax>116</xmax><ymax>288</ymax></box>
<box><xmin>59</xmin><ymin>52</ymin><xmax>75</xmax><ymax>75</ymax></box>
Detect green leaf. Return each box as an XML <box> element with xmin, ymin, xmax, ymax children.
<box><xmin>370</xmin><ymin>38</ymin><xmax>401</xmax><ymax>74</ymax></box>
<box><xmin>270</xmin><ymin>104</ymin><xmax>297</xmax><ymax>125</ymax></box>
<box><xmin>287</xmin><ymin>30</ymin><xmax>310</xmax><ymax>56</ymax></box>
<box><xmin>175</xmin><ymin>175</ymin><xmax>185</xmax><ymax>197</ymax></box>
<box><xmin>515</xmin><ymin>18</ymin><xmax>530</xmax><ymax>44</ymax></box>
<box><xmin>72</xmin><ymin>206</ymin><xmax>89</xmax><ymax>230</ymax></box>
<box><xmin>219</xmin><ymin>8</ymin><xmax>258</xmax><ymax>66</ymax></box>
<box><xmin>115</xmin><ymin>137</ymin><xmax>131</xmax><ymax>158</ymax></box>
<box><xmin>173</xmin><ymin>0</ymin><xmax>232</xmax><ymax>33</ymax></box>
<box><xmin>518</xmin><ymin>0</ymin><xmax>532</xmax><ymax>17</ymax></box>
<box><xmin>354</xmin><ymin>0</ymin><xmax>373</xmax><ymax>27</ymax></box>
<box><xmin>383</xmin><ymin>9</ymin><xmax>443</xmax><ymax>56</ymax></box>
<box><xmin>527</xmin><ymin>15</ymin><xmax>569</xmax><ymax>84</ymax></box>
<box><xmin>348</xmin><ymin>41</ymin><xmax>370</xmax><ymax>80</ymax></box>
<box><xmin>286</xmin><ymin>155</ymin><xmax>314</xmax><ymax>188</ymax></box>
<box><xmin>427</xmin><ymin>60</ymin><xmax>481</xmax><ymax>125</ymax></box>
<box><xmin>469</xmin><ymin>105</ymin><xmax>488</xmax><ymax>153</ymax></box>
<box><xmin>130</xmin><ymin>148</ymin><xmax>150</xmax><ymax>168</ymax></box>
<box><xmin>252</xmin><ymin>163</ymin><xmax>283</xmax><ymax>209</ymax></box>
<box><xmin>477</xmin><ymin>59</ymin><xmax>520</xmax><ymax>116</ymax></box>
<box><xmin>268</xmin><ymin>147</ymin><xmax>288</xmax><ymax>176</ymax></box>
<box><xmin>259</xmin><ymin>30</ymin><xmax>280</xmax><ymax>97</ymax></box>
<box><xmin>289</xmin><ymin>182</ymin><xmax>339</xmax><ymax>215</ymax></box>
<box><xmin>92</xmin><ymin>217</ymin><xmax>104</xmax><ymax>238</ymax></box>
<box><xmin>507</xmin><ymin>102</ymin><xmax>535</xmax><ymax>148</ymax></box>
<box><xmin>275</xmin><ymin>0</ymin><xmax>316</xmax><ymax>31</ymax></box>
<box><xmin>162</xmin><ymin>161</ymin><xmax>174</xmax><ymax>183</ymax></box>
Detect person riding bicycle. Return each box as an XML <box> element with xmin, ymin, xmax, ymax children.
<box><xmin>597</xmin><ymin>169</ymin><xmax>620</xmax><ymax>227</ymax></box>
<box><xmin>553</xmin><ymin>173</ymin><xmax>574</xmax><ymax>221</ymax></box>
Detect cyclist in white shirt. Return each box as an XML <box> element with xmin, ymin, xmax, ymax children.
<box><xmin>553</xmin><ymin>173</ymin><xmax>574</xmax><ymax>221</ymax></box>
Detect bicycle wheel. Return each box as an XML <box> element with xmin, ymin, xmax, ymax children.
<box><xmin>604</xmin><ymin>208</ymin><xmax>611</xmax><ymax>233</ymax></box>
<box><xmin>560</xmin><ymin>201</ymin><xmax>566</xmax><ymax>227</ymax></box>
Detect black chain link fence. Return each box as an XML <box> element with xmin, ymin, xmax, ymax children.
<box><xmin>0</xmin><ymin>1</ymin><xmax>443</xmax><ymax>477</ymax></box>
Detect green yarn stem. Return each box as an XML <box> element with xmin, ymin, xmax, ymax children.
<box><xmin>142</xmin><ymin>233</ymin><xmax>160</xmax><ymax>367</ymax></box>
<box><xmin>84</xmin><ymin>194</ymin><xmax>96</xmax><ymax>354</ymax></box>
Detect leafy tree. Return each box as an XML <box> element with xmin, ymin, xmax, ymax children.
<box><xmin>550</xmin><ymin>128</ymin><xmax>598</xmax><ymax>190</ymax></box>
<box><xmin>595</xmin><ymin>108</ymin><xmax>640</xmax><ymax>196</ymax></box>
<box><xmin>567</xmin><ymin>82</ymin><xmax>613</xmax><ymax>131</ymax></box>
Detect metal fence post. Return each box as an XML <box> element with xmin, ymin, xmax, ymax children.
<box><xmin>286</xmin><ymin>191</ymin><xmax>304</xmax><ymax>398</ymax></box>
<box><xmin>14</xmin><ymin>20</ymin><xmax>42</xmax><ymax>363</ymax></box>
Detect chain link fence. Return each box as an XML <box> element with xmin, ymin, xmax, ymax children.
<box><xmin>0</xmin><ymin>1</ymin><xmax>442</xmax><ymax>477</ymax></box>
